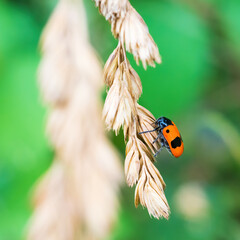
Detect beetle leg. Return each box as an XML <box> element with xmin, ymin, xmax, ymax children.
<box><xmin>152</xmin><ymin>133</ymin><xmax>162</xmax><ymax>144</ymax></box>
<box><xmin>161</xmin><ymin>133</ymin><xmax>170</xmax><ymax>146</ymax></box>
<box><xmin>163</xmin><ymin>139</ymin><xmax>171</xmax><ymax>154</ymax></box>
<box><xmin>154</xmin><ymin>147</ymin><xmax>162</xmax><ymax>157</ymax></box>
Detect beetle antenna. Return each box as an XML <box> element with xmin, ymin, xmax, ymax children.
<box><xmin>139</xmin><ymin>128</ymin><xmax>158</xmax><ymax>134</ymax></box>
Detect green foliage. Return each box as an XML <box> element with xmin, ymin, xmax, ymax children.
<box><xmin>0</xmin><ymin>1</ymin><xmax>51</xmax><ymax>238</ymax></box>
<box><xmin>0</xmin><ymin>0</ymin><xmax>240</xmax><ymax>239</ymax></box>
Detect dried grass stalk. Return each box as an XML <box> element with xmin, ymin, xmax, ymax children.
<box><xmin>27</xmin><ymin>0</ymin><xmax>122</xmax><ymax>239</ymax></box>
<box><xmin>95</xmin><ymin>0</ymin><xmax>161</xmax><ymax>69</ymax></box>
<box><xmin>95</xmin><ymin>0</ymin><xmax>170</xmax><ymax>219</ymax></box>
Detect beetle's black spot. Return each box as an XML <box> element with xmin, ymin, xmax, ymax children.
<box><xmin>166</xmin><ymin>129</ymin><xmax>170</xmax><ymax>133</ymax></box>
<box><xmin>171</xmin><ymin>137</ymin><xmax>182</xmax><ymax>149</ymax></box>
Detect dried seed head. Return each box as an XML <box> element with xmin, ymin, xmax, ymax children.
<box><xmin>96</xmin><ymin>0</ymin><xmax>170</xmax><ymax>220</ymax></box>
<box><xmin>118</xmin><ymin>4</ymin><xmax>161</xmax><ymax>69</ymax></box>
<box><xmin>27</xmin><ymin>162</ymin><xmax>81</xmax><ymax>240</ymax></box>
<box><xmin>135</xmin><ymin>163</ymin><xmax>169</xmax><ymax>219</ymax></box>
<box><xmin>102</xmin><ymin>76</ymin><xmax>122</xmax><ymax>132</ymax></box>
<box><xmin>41</xmin><ymin>0</ymin><xmax>88</xmax><ymax>53</ymax></box>
<box><xmin>80</xmin><ymin>140</ymin><xmax>122</xmax><ymax>237</ymax></box>
<box><xmin>96</xmin><ymin>1</ymin><xmax>162</xmax><ymax>69</ymax></box>
<box><xmin>29</xmin><ymin>0</ymin><xmax>123</xmax><ymax>239</ymax></box>
<box><xmin>39</xmin><ymin>0</ymin><xmax>102</xmax><ymax>106</ymax></box>
<box><xmin>143</xmin><ymin>153</ymin><xmax>166</xmax><ymax>190</ymax></box>
<box><xmin>125</xmin><ymin>63</ymin><xmax>142</xmax><ymax>100</ymax></box>
<box><xmin>104</xmin><ymin>45</ymin><xmax>142</xmax><ymax>100</ymax></box>
<box><xmin>103</xmin><ymin>64</ymin><xmax>136</xmax><ymax>133</ymax></box>
<box><xmin>104</xmin><ymin>46</ymin><xmax>120</xmax><ymax>87</ymax></box>
<box><xmin>127</xmin><ymin>134</ymin><xmax>169</xmax><ymax>219</ymax></box>
<box><xmin>95</xmin><ymin>0</ymin><xmax>128</xmax><ymax>22</ymax></box>
<box><xmin>125</xmin><ymin>137</ymin><xmax>140</xmax><ymax>186</ymax></box>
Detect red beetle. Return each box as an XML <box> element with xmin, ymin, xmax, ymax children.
<box><xmin>139</xmin><ymin>117</ymin><xmax>184</xmax><ymax>158</ymax></box>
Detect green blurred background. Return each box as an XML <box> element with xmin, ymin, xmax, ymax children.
<box><xmin>1</xmin><ymin>0</ymin><xmax>240</xmax><ymax>239</ymax></box>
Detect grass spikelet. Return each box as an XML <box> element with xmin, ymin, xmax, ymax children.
<box><xmin>27</xmin><ymin>0</ymin><xmax>122</xmax><ymax>239</ymax></box>
<box><xmin>95</xmin><ymin>0</ymin><xmax>170</xmax><ymax>219</ymax></box>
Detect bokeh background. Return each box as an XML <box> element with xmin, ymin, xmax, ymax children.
<box><xmin>1</xmin><ymin>0</ymin><xmax>240</xmax><ymax>239</ymax></box>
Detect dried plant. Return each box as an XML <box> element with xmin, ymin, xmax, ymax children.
<box><xmin>27</xmin><ymin>0</ymin><xmax>122</xmax><ymax>239</ymax></box>
<box><xmin>95</xmin><ymin>0</ymin><xmax>170</xmax><ymax>219</ymax></box>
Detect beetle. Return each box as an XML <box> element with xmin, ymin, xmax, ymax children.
<box><xmin>139</xmin><ymin>117</ymin><xmax>184</xmax><ymax>158</ymax></box>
